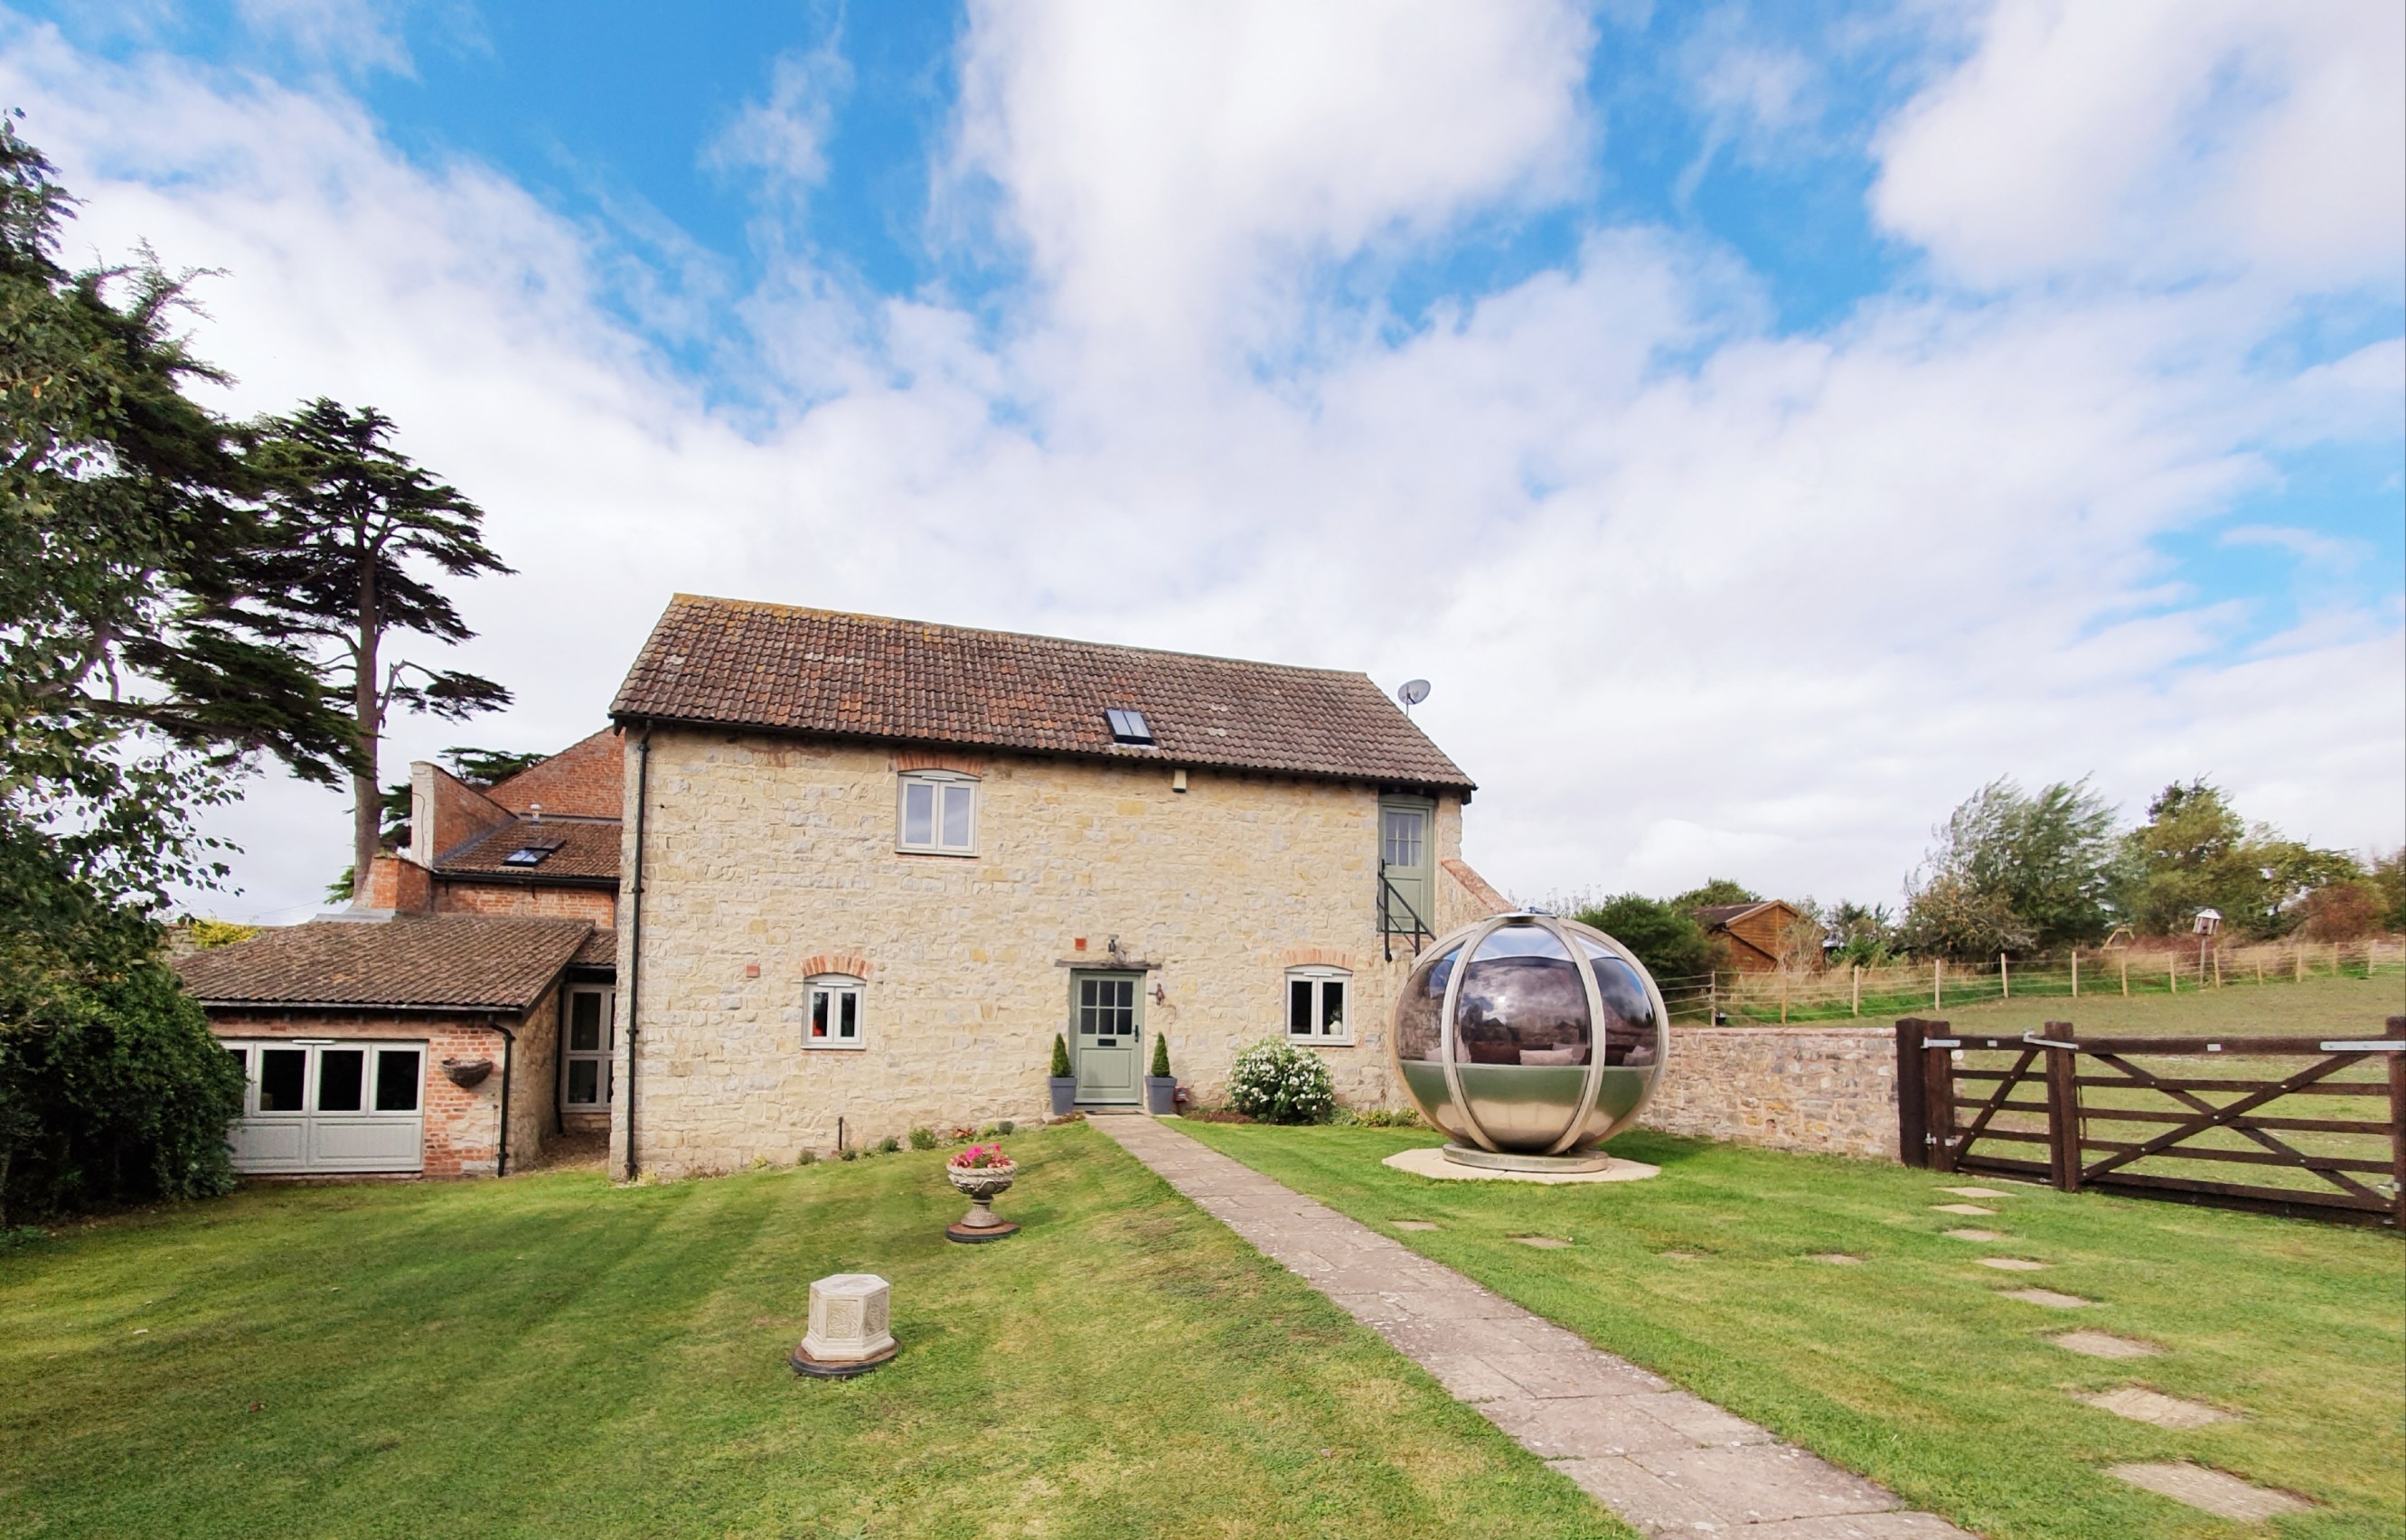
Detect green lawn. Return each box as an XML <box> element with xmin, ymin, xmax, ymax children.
<box><xmin>1177</xmin><ymin>1121</ymin><xmax>2406</xmax><ymax>1540</ymax></box>
<box><xmin>0</xmin><ymin>1122</ymin><xmax>1624</xmax><ymax>1540</ymax></box>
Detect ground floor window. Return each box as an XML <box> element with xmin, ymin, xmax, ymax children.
<box><xmin>221</xmin><ymin>1038</ymin><xmax>426</xmax><ymax>1174</ymax></box>
<box><xmin>807</xmin><ymin>974</ymin><xmax>865</xmax><ymax>1048</ymax></box>
<box><xmin>1286</xmin><ymin>968</ymin><xmax>1351</xmax><ymax>1042</ymax></box>
<box><xmin>560</xmin><ymin>987</ymin><xmax>616</xmax><ymax>1109</ymax></box>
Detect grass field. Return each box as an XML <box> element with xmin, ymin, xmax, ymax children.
<box><xmin>1920</xmin><ymin>971</ymin><xmax>2404</xmax><ymax>1039</ymax></box>
<box><xmin>0</xmin><ymin>1122</ymin><xmax>1624</xmax><ymax>1540</ymax></box>
<box><xmin>1178</xmin><ymin>1120</ymin><xmax>2406</xmax><ymax>1540</ymax></box>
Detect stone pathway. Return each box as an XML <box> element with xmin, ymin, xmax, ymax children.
<box><xmin>1096</xmin><ymin>1115</ymin><xmax>1978</xmax><ymax>1539</ymax></box>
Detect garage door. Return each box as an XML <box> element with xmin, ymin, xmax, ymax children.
<box><xmin>222</xmin><ymin>1040</ymin><xmax>426</xmax><ymax>1174</ymax></box>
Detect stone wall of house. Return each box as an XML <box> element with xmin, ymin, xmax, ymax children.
<box><xmin>1637</xmin><ymin>1025</ymin><xmax>1899</xmax><ymax>1160</ymax></box>
<box><xmin>612</xmin><ymin>728</ymin><xmax>1489</xmax><ymax>1178</ymax></box>
<box><xmin>202</xmin><ymin>1009</ymin><xmax>547</xmax><ymax>1177</ymax></box>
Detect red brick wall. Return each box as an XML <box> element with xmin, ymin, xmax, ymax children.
<box><xmin>419</xmin><ymin>765</ymin><xmax>513</xmax><ymax>862</ymax></box>
<box><xmin>363</xmin><ymin>854</ymin><xmax>434</xmax><ymax>912</ymax></box>
<box><xmin>432</xmin><ymin>881</ymin><xmax>616</xmax><ymax>925</ymax></box>
<box><xmin>204</xmin><ymin>1009</ymin><xmax>540</xmax><ymax>1178</ymax></box>
<box><xmin>487</xmin><ymin>728</ymin><xmax>623</xmax><ymax>819</ymax></box>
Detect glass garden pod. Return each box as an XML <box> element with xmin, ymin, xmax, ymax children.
<box><xmin>1391</xmin><ymin>913</ymin><xmax>1669</xmax><ymax>1171</ymax></box>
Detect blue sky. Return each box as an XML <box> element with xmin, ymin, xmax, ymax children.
<box><xmin>5</xmin><ymin>0</ymin><xmax>2401</xmax><ymax>918</ymax></box>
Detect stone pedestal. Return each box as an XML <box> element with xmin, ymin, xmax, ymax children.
<box><xmin>791</xmin><ymin>1272</ymin><xmax>898</xmax><ymax>1378</ymax></box>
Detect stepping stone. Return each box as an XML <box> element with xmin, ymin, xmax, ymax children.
<box><xmin>1938</xmin><ymin>1186</ymin><xmax>2010</xmax><ymax>1198</ymax></box>
<box><xmin>2051</xmin><ymin>1330</ymin><xmax>2161</xmax><ymax>1359</ymax></box>
<box><xmin>1932</xmin><ymin>1204</ymin><xmax>1996</xmax><ymax>1216</ymax></box>
<box><xmin>1976</xmin><ymin>1257</ymin><xmax>2049</xmax><ymax>1272</ymax></box>
<box><xmin>1659</xmin><ymin>1248</ymin><xmax>1705</xmax><ymax>1261</ymax></box>
<box><xmin>1809</xmin><ymin>1254</ymin><xmax>1865</xmax><ymax>1265</ymax></box>
<box><xmin>1942</xmin><ymin>1229</ymin><xmax>2003</xmax><ymax>1241</ymax></box>
<box><xmin>2000</xmin><ymin>1288</ymin><xmax>2091</xmax><ymax>1309</ymax></box>
<box><xmin>2082</xmin><ymin>1387</ymin><xmax>2235</xmax><ymax>1428</ymax></box>
<box><xmin>1391</xmin><ymin>1220</ymin><xmax>1441</xmax><ymax>1231</ymax></box>
<box><xmin>1512</xmin><ymin>1235</ymin><xmax>1572</xmax><ymax>1249</ymax></box>
<box><xmin>2110</xmin><ymin>1463</ymin><xmax>2311</xmax><ymax>1519</ymax></box>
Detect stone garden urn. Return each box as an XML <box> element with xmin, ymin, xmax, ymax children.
<box><xmin>945</xmin><ymin>1145</ymin><xmax>1019</xmax><ymax>1244</ymax></box>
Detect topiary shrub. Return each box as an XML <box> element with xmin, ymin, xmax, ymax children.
<box><xmin>1225</xmin><ymin>1038</ymin><xmax>1336</xmax><ymax>1124</ymax></box>
<box><xmin>1149</xmin><ymin>1033</ymin><xmax>1170</xmax><ymax>1078</ymax></box>
<box><xmin>1049</xmin><ymin>1034</ymin><xmax>1072</xmax><ymax>1077</ymax></box>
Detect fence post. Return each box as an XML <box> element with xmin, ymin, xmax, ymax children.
<box><xmin>2388</xmin><ymin>1016</ymin><xmax>2404</xmax><ymax>1231</ymax></box>
<box><xmin>2294</xmin><ymin>946</ymin><xmax>2303</xmax><ymax>983</ymax></box>
<box><xmin>2071</xmin><ymin>948</ymin><xmax>2079</xmax><ymax>998</ymax></box>
<box><xmin>1708</xmin><ymin>972</ymin><xmax>1718</xmax><ymax>1023</ymax></box>
<box><xmin>1924</xmin><ymin>1028</ymin><xmax>1958</xmax><ymax>1173</ymax></box>
<box><xmin>2169</xmin><ymin>956</ymin><xmax>2177</xmax><ymax>994</ymax></box>
<box><xmin>2001</xmin><ymin>953</ymin><xmax>2010</xmax><ymax>998</ymax></box>
<box><xmin>2120</xmin><ymin>957</ymin><xmax>2129</xmax><ymax>996</ymax></box>
<box><xmin>1852</xmin><ymin>965</ymin><xmax>1862</xmax><ymax>1018</ymax></box>
<box><xmin>1781</xmin><ymin>972</ymin><xmax>1789</xmax><ymax>1024</ymax></box>
<box><xmin>2043</xmin><ymin>1021</ymin><xmax>2081</xmax><ymax>1193</ymax></box>
<box><xmin>1934</xmin><ymin>960</ymin><xmax>1943</xmax><ymax>1009</ymax></box>
<box><xmin>1895</xmin><ymin>1019</ymin><xmax>1929</xmax><ymax>1167</ymax></box>
<box><xmin>2213</xmin><ymin>949</ymin><xmax>2223</xmax><ymax>988</ymax></box>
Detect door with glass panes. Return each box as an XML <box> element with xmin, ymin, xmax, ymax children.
<box><xmin>559</xmin><ymin>986</ymin><xmax>615</xmax><ymax>1115</ymax></box>
<box><xmin>1379</xmin><ymin>796</ymin><xmax>1435</xmax><ymax>934</ymax></box>
<box><xmin>222</xmin><ymin>1039</ymin><xmax>426</xmax><ymax>1173</ymax></box>
<box><xmin>1070</xmin><ymin>972</ymin><xmax>1144</xmax><ymax>1103</ymax></box>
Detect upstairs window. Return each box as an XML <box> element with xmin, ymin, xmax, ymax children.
<box><xmin>1104</xmin><ymin>708</ymin><xmax>1153</xmax><ymax>745</ymax></box>
<box><xmin>1287</xmin><ymin>968</ymin><xmax>1351</xmax><ymax>1042</ymax></box>
<box><xmin>898</xmin><ymin>772</ymin><xmax>977</xmax><ymax>855</ymax></box>
<box><xmin>806</xmin><ymin>974</ymin><xmax>865</xmax><ymax>1048</ymax></box>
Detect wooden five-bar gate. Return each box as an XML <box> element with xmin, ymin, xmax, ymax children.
<box><xmin>1896</xmin><ymin>1016</ymin><xmax>2406</xmax><ymax>1227</ymax></box>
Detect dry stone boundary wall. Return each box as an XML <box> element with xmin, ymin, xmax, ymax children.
<box><xmin>1638</xmin><ymin>1025</ymin><xmax>1899</xmax><ymax>1160</ymax></box>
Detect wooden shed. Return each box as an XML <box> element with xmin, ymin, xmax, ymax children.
<box><xmin>1693</xmin><ymin>899</ymin><xmax>1806</xmax><ymax>972</ymax></box>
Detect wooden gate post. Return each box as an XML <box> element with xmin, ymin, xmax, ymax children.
<box><xmin>2042</xmin><ymin>1020</ymin><xmax>2081</xmax><ymax>1193</ymax></box>
<box><xmin>1923</xmin><ymin>1025</ymin><xmax>1958</xmax><ymax>1173</ymax></box>
<box><xmin>2388</xmin><ymin>1016</ymin><xmax>2404</xmax><ymax>1231</ymax></box>
<box><xmin>1895</xmin><ymin>1019</ymin><xmax>1930</xmax><ymax>1167</ymax></box>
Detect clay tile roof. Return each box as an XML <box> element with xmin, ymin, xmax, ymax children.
<box><xmin>1694</xmin><ymin>901</ymin><xmax>1786</xmax><ymax>928</ymax></box>
<box><xmin>610</xmin><ymin>595</ymin><xmax>1475</xmax><ymax>793</ymax></box>
<box><xmin>435</xmin><ymin>815</ymin><xmax>622</xmax><ymax>882</ymax></box>
<box><xmin>572</xmin><ymin>928</ymin><xmax>616</xmax><ymax>968</ymax></box>
<box><xmin>175</xmin><ymin>916</ymin><xmax>593</xmax><ymax>1011</ymax></box>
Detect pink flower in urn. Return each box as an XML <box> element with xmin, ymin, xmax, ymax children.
<box><xmin>949</xmin><ymin>1142</ymin><xmax>1013</xmax><ymax>1170</ymax></box>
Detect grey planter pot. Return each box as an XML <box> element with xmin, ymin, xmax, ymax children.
<box><xmin>1048</xmin><ymin>1076</ymin><xmax>1077</xmax><ymax>1116</ymax></box>
<box><xmin>1144</xmin><ymin>1075</ymin><xmax>1178</xmax><ymax>1115</ymax></box>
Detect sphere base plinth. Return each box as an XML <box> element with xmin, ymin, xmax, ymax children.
<box><xmin>1441</xmin><ymin>1142</ymin><xmax>1618</xmax><ymax>1173</ymax></box>
<box><xmin>1385</xmin><ymin>1145</ymin><xmax>1659</xmax><ymax>1186</ymax></box>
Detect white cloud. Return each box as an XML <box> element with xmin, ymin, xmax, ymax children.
<box><xmin>0</xmin><ymin>4</ymin><xmax>2396</xmax><ymax>928</ymax></box>
<box><xmin>230</xmin><ymin>0</ymin><xmax>413</xmax><ymax>75</ymax></box>
<box><xmin>709</xmin><ymin>35</ymin><xmax>853</xmax><ymax>200</ymax></box>
<box><xmin>1872</xmin><ymin>0</ymin><xmax>2406</xmax><ymax>291</ymax></box>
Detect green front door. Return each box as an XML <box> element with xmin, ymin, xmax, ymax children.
<box><xmin>1071</xmin><ymin>972</ymin><xmax>1144</xmax><ymax>1104</ymax></box>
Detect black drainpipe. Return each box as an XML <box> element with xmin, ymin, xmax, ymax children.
<box><xmin>622</xmin><ymin>723</ymin><xmax>651</xmax><ymax>1182</ymax></box>
<box><xmin>489</xmin><ymin>1014</ymin><xmax>517</xmax><ymax>1177</ymax></box>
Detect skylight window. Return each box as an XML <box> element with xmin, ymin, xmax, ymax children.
<box><xmin>1104</xmin><ymin>708</ymin><xmax>1154</xmax><ymax>745</ymax></box>
<box><xmin>502</xmin><ymin>840</ymin><xmax>564</xmax><ymax>867</ymax></box>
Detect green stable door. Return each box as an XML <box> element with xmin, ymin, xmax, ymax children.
<box><xmin>1071</xmin><ymin>972</ymin><xmax>1144</xmax><ymax>1104</ymax></box>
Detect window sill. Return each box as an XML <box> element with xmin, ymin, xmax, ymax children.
<box><xmin>1288</xmin><ymin>1035</ymin><xmax>1357</xmax><ymax>1047</ymax></box>
<box><xmin>894</xmin><ymin>845</ymin><xmax>979</xmax><ymax>859</ymax></box>
<box><xmin>803</xmin><ymin>1041</ymin><xmax>868</xmax><ymax>1051</ymax></box>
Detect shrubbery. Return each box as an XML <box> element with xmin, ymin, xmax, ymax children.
<box><xmin>1225</xmin><ymin>1039</ymin><xmax>1335</xmax><ymax>1124</ymax></box>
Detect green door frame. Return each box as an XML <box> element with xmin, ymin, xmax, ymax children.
<box><xmin>1068</xmin><ymin>970</ymin><xmax>1146</xmax><ymax>1105</ymax></box>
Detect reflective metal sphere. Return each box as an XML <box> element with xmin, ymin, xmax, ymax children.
<box><xmin>1391</xmin><ymin>913</ymin><xmax>1668</xmax><ymax>1163</ymax></box>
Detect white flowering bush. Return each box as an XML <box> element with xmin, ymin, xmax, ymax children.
<box><xmin>1226</xmin><ymin>1038</ymin><xmax>1336</xmax><ymax>1124</ymax></box>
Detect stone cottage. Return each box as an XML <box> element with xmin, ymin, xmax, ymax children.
<box><xmin>607</xmin><ymin>596</ymin><xmax>1508</xmax><ymax>1179</ymax></box>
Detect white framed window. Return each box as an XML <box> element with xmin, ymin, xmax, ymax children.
<box><xmin>806</xmin><ymin>973</ymin><xmax>866</xmax><ymax>1049</ymax></box>
<box><xmin>1286</xmin><ymin>967</ymin><xmax>1351</xmax><ymax>1042</ymax></box>
<box><xmin>559</xmin><ymin>986</ymin><xmax>616</xmax><ymax>1109</ymax></box>
<box><xmin>897</xmin><ymin>771</ymin><xmax>977</xmax><ymax>855</ymax></box>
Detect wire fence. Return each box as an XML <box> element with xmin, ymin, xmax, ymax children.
<box><xmin>1655</xmin><ymin>936</ymin><xmax>2406</xmax><ymax>1025</ymax></box>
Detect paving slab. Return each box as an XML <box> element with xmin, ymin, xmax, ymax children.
<box><xmin>1512</xmin><ymin>1235</ymin><xmax>1573</xmax><ymax>1249</ymax></box>
<box><xmin>1096</xmin><ymin>1115</ymin><xmax>1969</xmax><ymax>1538</ymax></box>
<box><xmin>1810</xmin><ymin>1253</ymin><xmax>1866</xmax><ymax>1265</ymax></box>
<box><xmin>1975</xmin><ymin>1256</ymin><xmax>2049</xmax><ymax>1272</ymax></box>
<box><xmin>2050</xmin><ymin>1330</ymin><xmax>2161</xmax><ymax>1359</ymax></box>
<box><xmin>1383</xmin><ymin>1144</ymin><xmax>1660</xmax><ymax>1184</ymax></box>
<box><xmin>2000</xmin><ymin>1287</ymin><xmax>2091</xmax><ymax>1309</ymax></box>
<box><xmin>1941</xmin><ymin>1229</ymin><xmax>2004</xmax><ymax>1241</ymax></box>
<box><xmin>1931</xmin><ymin>1203</ymin><xmax>1997</xmax><ymax>1216</ymax></box>
<box><xmin>1938</xmin><ymin>1187</ymin><xmax>2012</xmax><ymax>1198</ymax></box>
<box><xmin>1391</xmin><ymin>1219</ymin><xmax>1442</xmax><ymax>1231</ymax></box>
<box><xmin>2110</xmin><ymin>1462</ymin><xmax>2313</xmax><ymax>1519</ymax></box>
<box><xmin>2082</xmin><ymin>1387</ymin><xmax>2236</xmax><ymax>1428</ymax></box>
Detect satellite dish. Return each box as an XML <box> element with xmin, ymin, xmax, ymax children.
<box><xmin>1396</xmin><ymin>679</ymin><xmax>1432</xmax><ymax>709</ymax></box>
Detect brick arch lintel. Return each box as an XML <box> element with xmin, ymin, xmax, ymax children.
<box><xmin>802</xmin><ymin>953</ymin><xmax>874</xmax><ymax>981</ymax></box>
<box><xmin>1279</xmin><ymin>946</ymin><xmax>1361</xmax><ymax>972</ymax></box>
<box><xmin>890</xmin><ymin>751</ymin><xmax>986</xmax><ymax>778</ymax></box>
